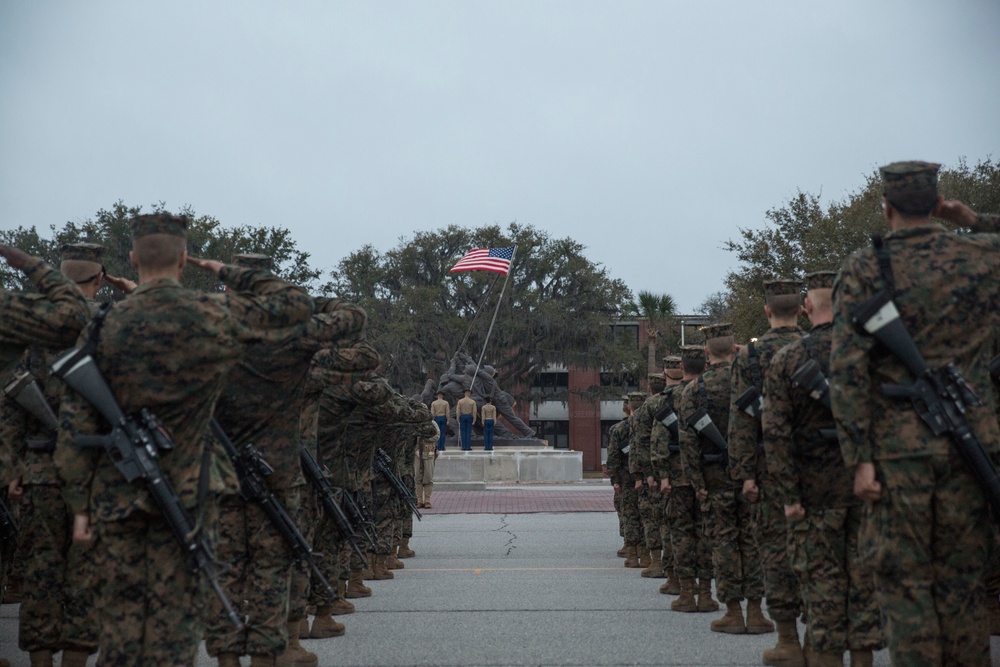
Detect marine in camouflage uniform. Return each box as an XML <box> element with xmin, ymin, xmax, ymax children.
<box><xmin>661</xmin><ymin>347</ymin><xmax>717</xmax><ymax>612</ymax></box>
<box><xmin>764</xmin><ymin>271</ymin><xmax>883</xmax><ymax>667</ymax></box>
<box><xmin>830</xmin><ymin>163</ymin><xmax>1000</xmax><ymax>667</ymax></box>
<box><xmin>679</xmin><ymin>323</ymin><xmax>769</xmax><ymax>635</ymax></box>
<box><xmin>728</xmin><ymin>280</ymin><xmax>803</xmax><ymax>651</ymax></box>
<box><xmin>648</xmin><ymin>357</ymin><xmax>683</xmax><ymax>596</ymax></box>
<box><xmin>629</xmin><ymin>374</ymin><xmax>667</xmax><ymax>577</ymax></box>
<box><xmin>55</xmin><ymin>214</ymin><xmax>314</xmax><ymax>667</ymax></box>
<box><xmin>0</xmin><ymin>243</ymin><xmax>105</xmax><ymax>667</ymax></box>
<box><xmin>207</xmin><ymin>256</ymin><xmax>366</xmax><ymax>667</ymax></box>
<box><xmin>606</xmin><ymin>398</ymin><xmax>641</xmax><ymax>566</ymax></box>
<box><xmin>397</xmin><ymin>399</ymin><xmax>435</xmax><ymax>557</ymax></box>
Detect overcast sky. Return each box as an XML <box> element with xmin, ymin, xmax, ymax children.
<box><xmin>2</xmin><ymin>1</ymin><xmax>998</xmax><ymax>312</ymax></box>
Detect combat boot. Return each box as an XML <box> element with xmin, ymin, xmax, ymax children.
<box><xmin>849</xmin><ymin>650</ymin><xmax>873</xmax><ymax>667</ymax></box>
<box><xmin>696</xmin><ymin>578</ymin><xmax>719</xmax><ymax>612</ymax></box>
<box><xmin>398</xmin><ymin>537</ymin><xmax>416</xmax><ymax>558</ymax></box>
<box><xmin>424</xmin><ymin>488</ymin><xmax>433</xmax><ymax>509</ymax></box>
<box><xmin>745</xmin><ymin>598</ymin><xmax>775</xmax><ymax>634</ymax></box>
<box><xmin>330</xmin><ymin>581</ymin><xmax>355</xmax><ymax>615</ymax></box>
<box><xmin>761</xmin><ymin>620</ymin><xmax>804</xmax><ymax>666</ymax></box>
<box><xmin>670</xmin><ymin>577</ymin><xmax>698</xmax><ymax>612</ymax></box>
<box><xmin>217</xmin><ymin>652</ymin><xmax>241</xmax><ymax>667</ymax></box>
<box><xmin>372</xmin><ymin>553</ymin><xmax>394</xmax><ymax>580</ymax></box>
<box><xmin>640</xmin><ymin>548</ymin><xmax>663</xmax><ymax>578</ymax></box>
<box><xmin>309</xmin><ymin>606</ymin><xmax>346</xmax><ymax>638</ymax></box>
<box><xmin>60</xmin><ymin>650</ymin><xmax>92</xmax><ymax>667</ymax></box>
<box><xmin>623</xmin><ymin>545</ymin><xmax>640</xmax><ymax>568</ymax></box>
<box><xmin>660</xmin><ymin>567</ymin><xmax>681</xmax><ymax>595</ymax></box>
<box><xmin>710</xmin><ymin>600</ymin><xmax>747</xmax><ymax>634</ymax></box>
<box><xmin>387</xmin><ymin>547</ymin><xmax>405</xmax><ymax>570</ymax></box>
<box><xmin>345</xmin><ymin>569</ymin><xmax>371</xmax><ymax>598</ymax></box>
<box><xmin>616</xmin><ymin>540</ymin><xmax>628</xmax><ymax>557</ymax></box>
<box><xmin>250</xmin><ymin>656</ymin><xmax>276</xmax><ymax>667</ymax></box>
<box><xmin>810</xmin><ymin>652</ymin><xmax>844</xmax><ymax>667</ymax></box>
<box><xmin>298</xmin><ymin>617</ymin><xmax>309</xmax><ymax>637</ymax></box>
<box><xmin>637</xmin><ymin>546</ymin><xmax>651</xmax><ymax>568</ymax></box>
<box><xmin>275</xmin><ymin>621</ymin><xmax>319</xmax><ymax>667</ymax></box>
<box><xmin>29</xmin><ymin>651</ymin><xmax>53</xmax><ymax>667</ymax></box>
<box><xmin>417</xmin><ymin>487</ymin><xmax>425</xmax><ymax>508</ymax></box>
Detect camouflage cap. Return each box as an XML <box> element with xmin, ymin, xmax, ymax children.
<box><xmin>700</xmin><ymin>323</ymin><xmax>733</xmax><ymax>341</ymax></box>
<box><xmin>232</xmin><ymin>253</ymin><xmax>273</xmax><ymax>271</ymax></box>
<box><xmin>680</xmin><ymin>345</ymin><xmax>705</xmax><ymax>361</ymax></box>
<box><xmin>880</xmin><ymin>160</ymin><xmax>941</xmax><ymax>215</ymax></box>
<box><xmin>61</xmin><ymin>242</ymin><xmax>105</xmax><ymax>263</ymax></box>
<box><xmin>805</xmin><ymin>270</ymin><xmax>837</xmax><ymax>291</ymax></box>
<box><xmin>627</xmin><ymin>391</ymin><xmax>646</xmax><ymax>405</ymax></box>
<box><xmin>648</xmin><ymin>372</ymin><xmax>665</xmax><ymax>381</ymax></box>
<box><xmin>763</xmin><ymin>278</ymin><xmax>802</xmax><ymax>299</ymax></box>
<box><xmin>662</xmin><ymin>355</ymin><xmax>682</xmax><ymax>370</ymax></box>
<box><xmin>129</xmin><ymin>213</ymin><xmax>188</xmax><ymax>239</ymax></box>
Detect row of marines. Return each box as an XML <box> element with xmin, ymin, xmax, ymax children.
<box><xmin>609</xmin><ymin>161</ymin><xmax>1000</xmax><ymax>667</ymax></box>
<box><xmin>0</xmin><ymin>212</ymin><xmax>440</xmax><ymax>667</ymax></box>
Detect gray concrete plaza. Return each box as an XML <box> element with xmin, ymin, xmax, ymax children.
<box><xmin>2</xmin><ymin>509</ymin><xmax>997</xmax><ymax>665</ymax></box>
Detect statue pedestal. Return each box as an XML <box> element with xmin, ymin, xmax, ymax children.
<box><xmin>433</xmin><ymin>443</ymin><xmax>583</xmax><ymax>489</ymax></box>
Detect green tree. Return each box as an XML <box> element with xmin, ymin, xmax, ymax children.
<box><xmin>326</xmin><ymin>223</ymin><xmax>640</xmax><ymax>397</ymax></box>
<box><xmin>626</xmin><ymin>291</ymin><xmax>677</xmax><ymax>374</ymax></box>
<box><xmin>0</xmin><ymin>201</ymin><xmax>321</xmax><ymax>297</ymax></box>
<box><xmin>721</xmin><ymin>157</ymin><xmax>1000</xmax><ymax>342</ymax></box>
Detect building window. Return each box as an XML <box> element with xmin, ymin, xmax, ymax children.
<box><xmin>529</xmin><ymin>419</ymin><xmax>570</xmax><ymax>449</ymax></box>
<box><xmin>599</xmin><ymin>371</ymin><xmax>638</xmax><ymax>392</ymax></box>
<box><xmin>609</xmin><ymin>323</ymin><xmax>639</xmax><ymax>347</ymax></box>
<box><xmin>530</xmin><ymin>371</ymin><xmax>569</xmax><ymax>396</ymax></box>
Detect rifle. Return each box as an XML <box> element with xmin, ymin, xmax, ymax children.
<box><xmin>852</xmin><ymin>290</ymin><xmax>1000</xmax><ymax>514</ymax></box>
<box><xmin>685</xmin><ymin>409</ymin><xmax>729</xmax><ymax>451</ymax></box>
<box><xmin>298</xmin><ymin>442</ymin><xmax>369</xmax><ymax>569</ymax></box>
<box><xmin>50</xmin><ymin>351</ymin><xmax>243</xmax><ymax>630</ymax></box>
<box><xmin>4</xmin><ymin>371</ymin><xmax>60</xmax><ymax>432</ymax></box>
<box><xmin>653</xmin><ymin>399</ymin><xmax>681</xmax><ymax>453</ymax></box>
<box><xmin>734</xmin><ymin>386</ymin><xmax>763</xmax><ymax>419</ymax></box>
<box><xmin>346</xmin><ymin>490</ymin><xmax>378</xmax><ymax>549</ymax></box>
<box><xmin>790</xmin><ymin>359</ymin><xmax>839</xmax><ymax>441</ymax></box>
<box><xmin>0</xmin><ymin>493</ymin><xmax>17</xmax><ymax>544</ymax></box>
<box><xmin>374</xmin><ymin>448</ymin><xmax>422</xmax><ymax>520</ymax></box>
<box><xmin>209</xmin><ymin>421</ymin><xmax>335</xmax><ymax>600</ymax></box>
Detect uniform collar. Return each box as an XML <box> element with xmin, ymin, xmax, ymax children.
<box><xmin>132</xmin><ymin>277</ymin><xmax>182</xmax><ymax>296</ymax></box>
<box><xmin>885</xmin><ymin>222</ymin><xmax>946</xmax><ymax>240</ymax></box>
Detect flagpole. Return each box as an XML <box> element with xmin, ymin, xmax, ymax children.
<box><xmin>457</xmin><ymin>272</ymin><xmax>503</xmax><ymax>354</ymax></box>
<box><xmin>472</xmin><ymin>245</ymin><xmax>517</xmax><ymax>387</ymax></box>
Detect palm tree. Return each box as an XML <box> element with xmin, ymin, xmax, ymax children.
<box><xmin>635</xmin><ymin>291</ymin><xmax>677</xmax><ymax>376</ymax></box>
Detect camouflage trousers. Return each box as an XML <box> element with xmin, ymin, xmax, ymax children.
<box><xmin>205</xmin><ymin>488</ymin><xmax>300</xmax><ymax>658</ymax></box>
<box><xmin>373</xmin><ymin>478</ymin><xmax>398</xmax><ymax>555</ymax></box>
<box><xmin>93</xmin><ymin>502</ymin><xmax>215</xmax><ymax>667</ymax></box>
<box><xmin>613</xmin><ymin>488</ymin><xmax>624</xmax><ymax>537</ymax></box>
<box><xmin>18</xmin><ymin>484</ymin><xmax>98</xmax><ymax>653</ymax></box>
<box><xmin>289</xmin><ymin>484</ymin><xmax>317</xmax><ymax>623</ymax></box>
<box><xmin>704</xmin><ymin>484</ymin><xmax>764</xmax><ymax>603</ymax></box>
<box><xmin>401</xmin><ymin>472</ymin><xmax>415</xmax><ymax>539</ymax></box>
<box><xmin>637</xmin><ymin>484</ymin><xmax>662</xmax><ymax>550</ymax></box>
<box><xmin>667</xmin><ymin>485</ymin><xmax>713</xmax><ymax>580</ymax></box>
<box><xmin>868</xmin><ymin>454</ymin><xmax>993</xmax><ymax>667</ymax></box>
<box><xmin>658</xmin><ymin>492</ymin><xmax>675</xmax><ymax>572</ymax></box>
<box><xmin>754</xmin><ymin>489</ymin><xmax>801</xmax><ymax>622</ymax></box>
<box><xmin>787</xmin><ymin>505</ymin><xmax>883</xmax><ymax>653</ymax></box>
<box><xmin>619</xmin><ymin>485</ymin><xmax>642</xmax><ymax>546</ymax></box>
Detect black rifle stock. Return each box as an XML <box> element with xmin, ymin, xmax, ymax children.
<box><xmin>50</xmin><ymin>351</ymin><xmax>243</xmax><ymax>629</ymax></box>
<box><xmin>852</xmin><ymin>290</ymin><xmax>1000</xmax><ymax>514</ymax></box>
<box><xmin>791</xmin><ymin>359</ymin><xmax>838</xmax><ymax>441</ymax></box>
<box><xmin>653</xmin><ymin>401</ymin><xmax>680</xmax><ymax>438</ymax></box>
<box><xmin>734</xmin><ymin>386</ymin><xmax>763</xmax><ymax>419</ymax></box>
<box><xmin>374</xmin><ymin>448</ymin><xmax>422</xmax><ymax>520</ymax></box>
<box><xmin>298</xmin><ymin>443</ymin><xmax>369</xmax><ymax>569</ymax></box>
<box><xmin>4</xmin><ymin>371</ymin><xmax>60</xmax><ymax>432</ymax></box>
<box><xmin>685</xmin><ymin>409</ymin><xmax>729</xmax><ymax>451</ymax></box>
<box><xmin>346</xmin><ymin>490</ymin><xmax>378</xmax><ymax>548</ymax></box>
<box><xmin>209</xmin><ymin>421</ymin><xmax>335</xmax><ymax>599</ymax></box>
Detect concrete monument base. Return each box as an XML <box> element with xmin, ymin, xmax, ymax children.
<box><xmin>433</xmin><ymin>440</ymin><xmax>583</xmax><ymax>487</ymax></box>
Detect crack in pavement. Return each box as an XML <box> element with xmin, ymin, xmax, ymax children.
<box><xmin>492</xmin><ymin>513</ymin><xmax>517</xmax><ymax>556</ymax></box>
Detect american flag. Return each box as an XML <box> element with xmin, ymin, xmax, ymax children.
<box><xmin>449</xmin><ymin>247</ymin><xmax>515</xmax><ymax>275</ymax></box>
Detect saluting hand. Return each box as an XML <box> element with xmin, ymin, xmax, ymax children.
<box><xmin>0</xmin><ymin>244</ymin><xmax>32</xmax><ymax>270</ymax></box>
<box><xmin>104</xmin><ymin>274</ymin><xmax>137</xmax><ymax>294</ymax></box>
<box><xmin>186</xmin><ymin>256</ymin><xmax>225</xmax><ymax>275</ymax></box>
<box><xmin>933</xmin><ymin>199</ymin><xmax>977</xmax><ymax>228</ymax></box>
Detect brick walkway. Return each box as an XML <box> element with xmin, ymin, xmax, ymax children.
<box><xmin>423</xmin><ymin>486</ymin><xmax>614</xmax><ymax>514</ymax></box>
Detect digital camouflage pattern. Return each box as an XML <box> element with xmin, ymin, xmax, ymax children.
<box><xmin>630</xmin><ymin>393</ymin><xmax>665</xmax><ymax>552</ymax></box>
<box><xmin>55</xmin><ymin>264</ymin><xmax>313</xmax><ymax>666</ymax></box>
<box><xmin>764</xmin><ymin>323</ymin><xmax>882</xmax><ymax>652</ymax></box>
<box><xmin>830</xmin><ymin>214</ymin><xmax>1000</xmax><ymax>667</ymax></box>
<box><xmin>679</xmin><ymin>362</ymin><xmax>763</xmax><ymax>603</ymax></box>
<box><xmin>607</xmin><ymin>418</ymin><xmax>641</xmax><ymax>546</ymax></box>
<box><xmin>206</xmin><ymin>302</ymin><xmax>365</xmax><ymax>658</ymax></box>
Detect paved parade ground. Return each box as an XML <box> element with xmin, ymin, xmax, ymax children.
<box><xmin>2</xmin><ymin>484</ymin><xmax>997</xmax><ymax>665</ymax></box>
